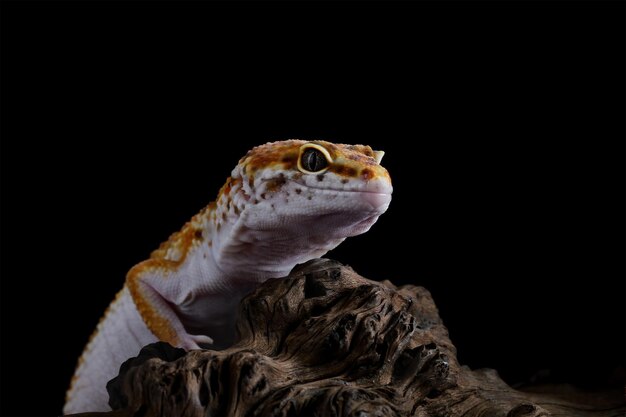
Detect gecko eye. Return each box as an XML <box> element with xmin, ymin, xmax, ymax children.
<box><xmin>297</xmin><ymin>144</ymin><xmax>332</xmax><ymax>174</ymax></box>
<box><xmin>301</xmin><ymin>149</ymin><xmax>328</xmax><ymax>172</ymax></box>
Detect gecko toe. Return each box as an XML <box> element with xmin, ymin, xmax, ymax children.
<box><xmin>189</xmin><ymin>334</ymin><xmax>214</xmax><ymax>346</ymax></box>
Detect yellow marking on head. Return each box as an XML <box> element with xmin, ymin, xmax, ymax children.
<box><xmin>240</xmin><ymin>140</ymin><xmax>304</xmax><ymax>174</ymax></box>
<box><xmin>239</xmin><ymin>139</ymin><xmax>390</xmax><ymax>181</ymax></box>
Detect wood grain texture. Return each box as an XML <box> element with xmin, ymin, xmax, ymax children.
<box><xmin>68</xmin><ymin>259</ymin><xmax>625</xmax><ymax>417</ymax></box>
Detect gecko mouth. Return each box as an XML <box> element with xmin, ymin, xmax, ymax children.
<box><xmin>292</xmin><ymin>181</ymin><xmax>392</xmax><ymax>211</ymax></box>
<box><xmin>292</xmin><ymin>177</ymin><xmax>393</xmax><ymax>195</ymax></box>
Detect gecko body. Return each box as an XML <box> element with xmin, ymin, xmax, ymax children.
<box><xmin>64</xmin><ymin>140</ymin><xmax>392</xmax><ymax>414</ymax></box>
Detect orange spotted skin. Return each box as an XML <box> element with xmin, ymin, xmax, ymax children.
<box><xmin>65</xmin><ymin>139</ymin><xmax>393</xmax><ymax>414</ymax></box>
<box><xmin>124</xmin><ymin>140</ymin><xmax>391</xmax><ymax>345</ymax></box>
<box><xmin>126</xmin><ymin>202</ymin><xmax>217</xmax><ymax>344</ymax></box>
<box><xmin>127</xmin><ymin>280</ymin><xmax>181</xmax><ymax>344</ymax></box>
<box><xmin>241</xmin><ymin>140</ymin><xmax>389</xmax><ymax>182</ymax></box>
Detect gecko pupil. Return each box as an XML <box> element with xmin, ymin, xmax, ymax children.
<box><xmin>301</xmin><ymin>148</ymin><xmax>328</xmax><ymax>172</ymax></box>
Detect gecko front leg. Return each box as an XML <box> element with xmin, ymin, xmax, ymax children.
<box><xmin>126</xmin><ymin>264</ymin><xmax>213</xmax><ymax>350</ymax></box>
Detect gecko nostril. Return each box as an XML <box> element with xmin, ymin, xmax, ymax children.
<box><xmin>361</xmin><ymin>168</ymin><xmax>374</xmax><ymax>181</ymax></box>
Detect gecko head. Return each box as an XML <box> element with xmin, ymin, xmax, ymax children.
<box><xmin>228</xmin><ymin>139</ymin><xmax>392</xmax><ymax>240</ymax></box>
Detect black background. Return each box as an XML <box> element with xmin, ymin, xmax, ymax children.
<box><xmin>1</xmin><ymin>2</ymin><xmax>624</xmax><ymax>416</ymax></box>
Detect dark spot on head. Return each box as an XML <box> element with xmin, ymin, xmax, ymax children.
<box><xmin>345</xmin><ymin>167</ymin><xmax>357</xmax><ymax>177</ymax></box>
<box><xmin>281</xmin><ymin>153</ymin><xmax>297</xmax><ymax>162</ymax></box>
<box><xmin>330</xmin><ymin>164</ymin><xmax>357</xmax><ymax>177</ymax></box>
<box><xmin>194</xmin><ymin>229</ymin><xmax>203</xmax><ymax>240</ymax></box>
<box><xmin>271</xmin><ymin>204</ymin><xmax>275</xmax><ymax>209</ymax></box>
<box><xmin>307</xmin><ymin>195</ymin><xmax>312</xmax><ymax>200</ymax></box>
<box><xmin>281</xmin><ymin>152</ymin><xmax>298</xmax><ymax>167</ymax></box>
<box><xmin>317</xmin><ymin>174</ymin><xmax>325</xmax><ymax>182</ymax></box>
<box><xmin>261</xmin><ymin>193</ymin><xmax>267</xmax><ymax>199</ymax></box>
<box><xmin>221</xmin><ymin>212</ymin><xmax>227</xmax><ymax>220</ymax></box>
<box><xmin>266</xmin><ymin>173</ymin><xmax>287</xmax><ymax>192</ymax></box>
<box><xmin>361</xmin><ymin>168</ymin><xmax>374</xmax><ymax>180</ymax></box>
<box><xmin>233</xmin><ymin>205</ymin><xmax>240</xmax><ymax>215</ymax></box>
<box><xmin>341</xmin><ymin>179</ymin><xmax>349</xmax><ymax>184</ymax></box>
<box><xmin>347</xmin><ymin>144</ymin><xmax>374</xmax><ymax>158</ymax></box>
<box><xmin>248</xmin><ymin>177</ymin><xmax>254</xmax><ymax>188</ymax></box>
<box><xmin>295</xmin><ymin>188</ymin><xmax>302</xmax><ymax>194</ymax></box>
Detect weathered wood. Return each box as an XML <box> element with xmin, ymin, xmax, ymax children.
<box><xmin>69</xmin><ymin>259</ymin><xmax>625</xmax><ymax>417</ymax></box>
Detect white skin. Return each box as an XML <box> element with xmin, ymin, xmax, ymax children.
<box><xmin>64</xmin><ymin>140</ymin><xmax>392</xmax><ymax>414</ymax></box>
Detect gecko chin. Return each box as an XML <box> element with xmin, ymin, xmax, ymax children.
<box><xmin>360</xmin><ymin>191</ymin><xmax>392</xmax><ymax>211</ymax></box>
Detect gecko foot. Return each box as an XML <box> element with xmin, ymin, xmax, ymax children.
<box><xmin>181</xmin><ymin>333</ymin><xmax>214</xmax><ymax>350</ymax></box>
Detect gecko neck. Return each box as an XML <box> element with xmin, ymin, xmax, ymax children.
<box><xmin>205</xmin><ymin>181</ymin><xmax>345</xmax><ymax>285</ymax></box>
<box><xmin>209</xmin><ymin>209</ymin><xmax>345</xmax><ymax>285</ymax></box>
<box><xmin>213</xmin><ymin>226</ymin><xmax>345</xmax><ymax>284</ymax></box>
<box><xmin>157</xmin><ymin>182</ymin><xmax>346</xmax><ymax>294</ymax></box>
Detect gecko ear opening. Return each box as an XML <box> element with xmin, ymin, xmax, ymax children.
<box><xmin>374</xmin><ymin>151</ymin><xmax>385</xmax><ymax>164</ymax></box>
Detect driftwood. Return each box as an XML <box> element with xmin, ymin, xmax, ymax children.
<box><xmin>70</xmin><ymin>259</ymin><xmax>624</xmax><ymax>417</ymax></box>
